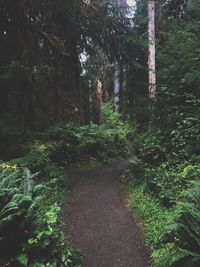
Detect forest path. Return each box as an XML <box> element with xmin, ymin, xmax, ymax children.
<box><xmin>61</xmin><ymin>160</ymin><xmax>150</xmax><ymax>267</ymax></box>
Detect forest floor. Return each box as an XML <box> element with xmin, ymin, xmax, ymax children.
<box><xmin>61</xmin><ymin>159</ymin><xmax>151</xmax><ymax>267</ymax></box>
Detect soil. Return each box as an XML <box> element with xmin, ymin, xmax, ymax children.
<box><xmin>61</xmin><ymin>159</ymin><xmax>151</xmax><ymax>267</ymax></box>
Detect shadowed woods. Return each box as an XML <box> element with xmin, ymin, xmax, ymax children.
<box><xmin>1</xmin><ymin>1</ymin><xmax>200</xmax><ymax>266</ymax></box>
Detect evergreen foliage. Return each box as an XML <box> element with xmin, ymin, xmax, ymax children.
<box><xmin>0</xmin><ymin>0</ymin><xmax>199</xmax><ymax>266</ymax></box>
<box><xmin>157</xmin><ymin>180</ymin><xmax>200</xmax><ymax>267</ymax></box>
<box><xmin>0</xmin><ymin>162</ymin><xmax>81</xmax><ymax>266</ymax></box>
<box><xmin>0</xmin><ymin>102</ymin><xmax>131</xmax><ymax>265</ymax></box>
<box><xmin>124</xmin><ymin>1</ymin><xmax>200</xmax><ymax>266</ymax></box>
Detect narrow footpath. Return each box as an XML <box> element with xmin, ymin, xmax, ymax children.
<box><xmin>61</xmin><ymin>160</ymin><xmax>151</xmax><ymax>267</ymax></box>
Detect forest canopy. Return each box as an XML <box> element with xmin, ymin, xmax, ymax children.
<box><xmin>0</xmin><ymin>0</ymin><xmax>200</xmax><ymax>266</ymax></box>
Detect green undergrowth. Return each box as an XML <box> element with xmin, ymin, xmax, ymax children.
<box><xmin>124</xmin><ymin>124</ymin><xmax>200</xmax><ymax>267</ymax></box>
<box><xmin>126</xmin><ymin>183</ymin><xmax>174</xmax><ymax>251</ymax></box>
<box><xmin>0</xmin><ymin>102</ymin><xmax>132</xmax><ymax>266</ymax></box>
<box><xmin>124</xmin><ymin>180</ymin><xmax>176</xmax><ymax>266</ymax></box>
<box><xmin>0</xmin><ymin>160</ymin><xmax>81</xmax><ymax>267</ymax></box>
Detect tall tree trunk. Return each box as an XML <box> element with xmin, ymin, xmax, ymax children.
<box><xmin>96</xmin><ymin>80</ymin><xmax>103</xmax><ymax>124</ymax></box>
<box><xmin>114</xmin><ymin>64</ymin><xmax>120</xmax><ymax>112</ymax></box>
<box><xmin>119</xmin><ymin>63</ymin><xmax>125</xmax><ymax>112</ymax></box>
<box><xmin>81</xmin><ymin>78</ymin><xmax>91</xmax><ymax>124</ymax></box>
<box><xmin>148</xmin><ymin>0</ymin><xmax>156</xmax><ymax>113</ymax></box>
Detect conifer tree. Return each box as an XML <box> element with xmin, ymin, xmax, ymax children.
<box><xmin>148</xmin><ymin>0</ymin><xmax>156</xmax><ymax>126</ymax></box>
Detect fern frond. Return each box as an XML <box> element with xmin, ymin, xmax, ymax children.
<box><xmin>160</xmin><ymin>248</ymin><xmax>200</xmax><ymax>267</ymax></box>
<box><xmin>22</xmin><ymin>168</ymin><xmax>38</xmax><ymax>195</ymax></box>
<box><xmin>158</xmin><ymin>179</ymin><xmax>200</xmax><ymax>267</ymax></box>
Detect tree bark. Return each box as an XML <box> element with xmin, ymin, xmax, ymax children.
<box><xmin>148</xmin><ymin>0</ymin><xmax>156</xmax><ymax>110</ymax></box>
<box><xmin>114</xmin><ymin>64</ymin><xmax>120</xmax><ymax>112</ymax></box>
<box><xmin>96</xmin><ymin>80</ymin><xmax>103</xmax><ymax>124</ymax></box>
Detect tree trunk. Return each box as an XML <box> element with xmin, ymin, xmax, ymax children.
<box><xmin>96</xmin><ymin>80</ymin><xmax>103</xmax><ymax>124</ymax></box>
<box><xmin>148</xmin><ymin>0</ymin><xmax>156</xmax><ymax>110</ymax></box>
<box><xmin>119</xmin><ymin>63</ymin><xmax>125</xmax><ymax>112</ymax></box>
<box><xmin>114</xmin><ymin>64</ymin><xmax>120</xmax><ymax>112</ymax></box>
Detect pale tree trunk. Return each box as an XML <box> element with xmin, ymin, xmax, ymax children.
<box><xmin>148</xmin><ymin>0</ymin><xmax>156</xmax><ymax>112</ymax></box>
<box><xmin>114</xmin><ymin>0</ymin><xmax>126</xmax><ymax>112</ymax></box>
<box><xmin>96</xmin><ymin>80</ymin><xmax>103</xmax><ymax>124</ymax></box>
<box><xmin>114</xmin><ymin>64</ymin><xmax>120</xmax><ymax>112</ymax></box>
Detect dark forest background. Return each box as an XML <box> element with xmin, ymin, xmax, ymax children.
<box><xmin>0</xmin><ymin>0</ymin><xmax>199</xmax><ymax>266</ymax></box>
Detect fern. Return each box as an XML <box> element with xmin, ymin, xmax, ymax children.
<box><xmin>158</xmin><ymin>180</ymin><xmax>200</xmax><ymax>267</ymax></box>
<box><xmin>0</xmin><ymin>166</ymin><xmax>39</xmax><ymax>238</ymax></box>
<box><xmin>158</xmin><ymin>248</ymin><xmax>200</xmax><ymax>267</ymax></box>
<box><xmin>0</xmin><ymin>169</ymin><xmax>19</xmax><ymax>193</ymax></box>
<box><xmin>22</xmin><ymin>167</ymin><xmax>35</xmax><ymax>195</ymax></box>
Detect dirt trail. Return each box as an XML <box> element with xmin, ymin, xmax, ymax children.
<box><xmin>61</xmin><ymin>160</ymin><xmax>151</xmax><ymax>267</ymax></box>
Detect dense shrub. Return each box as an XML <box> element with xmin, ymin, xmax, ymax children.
<box><xmin>156</xmin><ymin>180</ymin><xmax>200</xmax><ymax>267</ymax></box>
<box><xmin>131</xmin><ymin>127</ymin><xmax>200</xmax><ymax>203</ymax></box>
<box><xmin>0</xmin><ymin>161</ymin><xmax>81</xmax><ymax>267</ymax></box>
<box><xmin>125</xmin><ymin>138</ymin><xmax>200</xmax><ymax>266</ymax></box>
<box><xmin>126</xmin><ymin>112</ymin><xmax>200</xmax><ymax>266</ymax></box>
<box><xmin>0</xmin><ymin>164</ymin><xmax>39</xmax><ymax>258</ymax></box>
<box><xmin>48</xmin><ymin>123</ymin><xmax>130</xmax><ymax>164</ymax></box>
<box><xmin>0</xmin><ymin>107</ymin><xmax>131</xmax><ymax>266</ymax></box>
<box><xmin>134</xmin><ymin>131</ymin><xmax>167</xmax><ymax>166</ymax></box>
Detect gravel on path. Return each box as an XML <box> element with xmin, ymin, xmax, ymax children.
<box><xmin>61</xmin><ymin>160</ymin><xmax>151</xmax><ymax>267</ymax></box>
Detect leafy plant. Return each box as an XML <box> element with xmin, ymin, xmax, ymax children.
<box><xmin>157</xmin><ymin>180</ymin><xmax>200</xmax><ymax>267</ymax></box>
<box><xmin>0</xmin><ymin>164</ymin><xmax>39</xmax><ymax>259</ymax></box>
<box><xmin>127</xmin><ymin>184</ymin><xmax>175</xmax><ymax>250</ymax></box>
<box><xmin>48</xmin><ymin>120</ymin><xmax>131</xmax><ymax>164</ymax></box>
<box><xmin>0</xmin><ymin>159</ymin><xmax>81</xmax><ymax>266</ymax></box>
